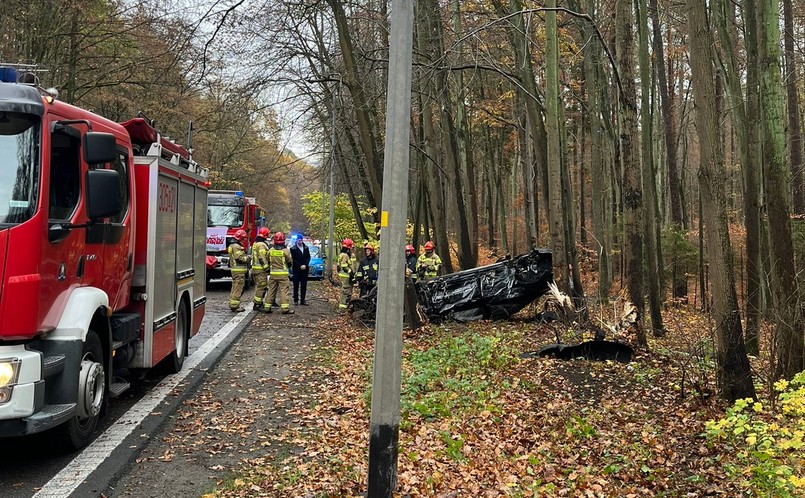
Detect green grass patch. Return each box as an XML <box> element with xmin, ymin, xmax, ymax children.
<box><xmin>400</xmin><ymin>329</ymin><xmax>519</xmax><ymax>420</ymax></box>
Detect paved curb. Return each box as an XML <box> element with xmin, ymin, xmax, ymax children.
<box><xmin>67</xmin><ymin>311</ymin><xmax>257</xmax><ymax>498</ymax></box>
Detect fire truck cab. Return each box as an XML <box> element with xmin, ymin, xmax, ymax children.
<box><xmin>205</xmin><ymin>190</ymin><xmax>266</xmax><ymax>283</ymax></box>
<box><xmin>0</xmin><ymin>67</ymin><xmax>208</xmax><ymax>449</ymax></box>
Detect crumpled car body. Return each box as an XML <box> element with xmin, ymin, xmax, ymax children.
<box><xmin>416</xmin><ymin>249</ymin><xmax>553</xmax><ymax>322</ymax></box>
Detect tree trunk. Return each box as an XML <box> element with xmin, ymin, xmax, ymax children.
<box><xmin>495</xmin><ymin>0</ymin><xmax>549</xmax><ymax>251</ymax></box>
<box><xmin>714</xmin><ymin>0</ymin><xmax>762</xmax><ymax>354</ymax></box>
<box><xmin>414</xmin><ymin>22</ymin><xmax>452</xmax><ymax>273</ymax></box>
<box><xmin>783</xmin><ymin>0</ymin><xmax>805</xmax><ymax>214</ymax></box>
<box><xmin>757</xmin><ymin>0</ymin><xmax>805</xmax><ymax>379</ymax></box>
<box><xmin>484</xmin><ymin>129</ymin><xmax>497</xmax><ymax>249</ymax></box>
<box><xmin>521</xmin><ymin>95</ymin><xmax>539</xmax><ymax>249</ymax></box>
<box><xmin>584</xmin><ymin>0</ymin><xmax>611</xmax><ymax>302</ymax></box>
<box><xmin>452</xmin><ymin>0</ymin><xmax>480</xmax><ymax>263</ymax></box>
<box><xmin>557</xmin><ymin>100</ymin><xmax>586</xmax><ymax>303</ymax></box>
<box><xmin>546</xmin><ymin>0</ymin><xmax>569</xmax><ymax>290</ymax></box>
<box><xmin>650</xmin><ymin>0</ymin><xmax>682</xmax><ymax>228</ymax></box>
<box><xmin>650</xmin><ymin>0</ymin><xmax>686</xmax><ymax>302</ymax></box>
<box><xmin>418</xmin><ymin>0</ymin><xmax>475</xmax><ymax>270</ymax></box>
<box><xmin>616</xmin><ymin>0</ymin><xmax>646</xmax><ymax>347</ymax></box>
<box><xmin>326</xmin><ymin>0</ymin><xmax>384</xmax><ymax>209</ymax></box>
<box><xmin>577</xmin><ymin>114</ymin><xmax>587</xmax><ymax>247</ymax></box>
<box><xmin>687</xmin><ymin>0</ymin><xmax>756</xmax><ymax>401</ymax></box>
<box><xmin>636</xmin><ymin>0</ymin><xmax>664</xmax><ymax>335</ymax></box>
<box><xmin>496</xmin><ymin>139</ymin><xmax>510</xmax><ymax>255</ymax></box>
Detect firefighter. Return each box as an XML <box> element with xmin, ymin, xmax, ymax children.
<box><xmin>251</xmin><ymin>227</ymin><xmax>271</xmax><ymax>312</ymax></box>
<box><xmin>227</xmin><ymin>229</ymin><xmax>250</xmax><ymax>312</ymax></box>
<box><xmin>405</xmin><ymin>244</ymin><xmax>418</xmax><ymax>282</ymax></box>
<box><xmin>355</xmin><ymin>242</ymin><xmax>379</xmax><ymax>297</ymax></box>
<box><xmin>416</xmin><ymin>240</ymin><xmax>442</xmax><ymax>281</ymax></box>
<box><xmin>336</xmin><ymin>238</ymin><xmax>356</xmax><ymax>311</ymax></box>
<box><xmin>266</xmin><ymin>231</ymin><xmax>294</xmax><ymax>314</ymax></box>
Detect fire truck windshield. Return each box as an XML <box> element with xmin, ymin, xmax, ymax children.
<box><xmin>0</xmin><ymin>112</ymin><xmax>39</xmax><ymax>225</ymax></box>
<box><xmin>207</xmin><ymin>204</ymin><xmax>244</xmax><ymax>228</ymax></box>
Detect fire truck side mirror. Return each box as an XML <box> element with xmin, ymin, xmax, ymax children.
<box><xmin>83</xmin><ymin>132</ymin><xmax>117</xmax><ymax>165</ymax></box>
<box><xmin>86</xmin><ymin>169</ymin><xmax>121</xmax><ymax>220</ymax></box>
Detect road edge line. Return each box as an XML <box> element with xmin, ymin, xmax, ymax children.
<box><xmin>33</xmin><ymin>311</ymin><xmax>255</xmax><ymax>498</ymax></box>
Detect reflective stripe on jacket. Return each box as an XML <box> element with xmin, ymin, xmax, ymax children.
<box><xmin>228</xmin><ymin>243</ymin><xmax>249</xmax><ymax>273</ymax></box>
<box><xmin>337</xmin><ymin>251</ymin><xmax>353</xmax><ymax>279</ymax></box>
<box><xmin>251</xmin><ymin>240</ymin><xmax>270</xmax><ymax>271</ymax></box>
<box><xmin>417</xmin><ymin>252</ymin><xmax>442</xmax><ymax>278</ymax></box>
<box><xmin>269</xmin><ymin>245</ymin><xmax>292</xmax><ymax>276</ymax></box>
<box><xmin>355</xmin><ymin>255</ymin><xmax>379</xmax><ymax>283</ymax></box>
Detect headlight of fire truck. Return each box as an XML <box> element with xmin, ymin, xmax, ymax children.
<box><xmin>0</xmin><ymin>359</ymin><xmax>21</xmax><ymax>404</ymax></box>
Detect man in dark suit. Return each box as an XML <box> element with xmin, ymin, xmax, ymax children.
<box><xmin>290</xmin><ymin>235</ymin><xmax>311</xmax><ymax>305</ymax></box>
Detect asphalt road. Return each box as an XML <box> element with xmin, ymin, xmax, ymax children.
<box><xmin>0</xmin><ymin>280</ymin><xmax>245</xmax><ymax>498</ymax></box>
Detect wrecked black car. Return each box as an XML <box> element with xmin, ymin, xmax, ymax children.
<box><xmin>349</xmin><ymin>249</ymin><xmax>553</xmax><ymax>324</ymax></box>
<box><xmin>415</xmin><ymin>249</ymin><xmax>553</xmax><ymax>322</ymax></box>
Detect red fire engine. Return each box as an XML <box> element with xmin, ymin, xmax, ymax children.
<box><xmin>205</xmin><ymin>190</ymin><xmax>266</xmax><ymax>283</ymax></box>
<box><xmin>0</xmin><ymin>66</ymin><xmax>208</xmax><ymax>449</ymax></box>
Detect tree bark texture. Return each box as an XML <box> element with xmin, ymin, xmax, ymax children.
<box><xmin>546</xmin><ymin>0</ymin><xmax>569</xmax><ymax>289</ymax></box>
<box><xmin>757</xmin><ymin>0</ymin><xmax>805</xmax><ymax>379</ymax></box>
<box><xmin>616</xmin><ymin>0</ymin><xmax>647</xmax><ymax>347</ymax></box>
<box><xmin>636</xmin><ymin>0</ymin><xmax>664</xmax><ymax>335</ymax></box>
<box><xmin>783</xmin><ymin>0</ymin><xmax>805</xmax><ymax>214</ymax></box>
<box><xmin>584</xmin><ymin>0</ymin><xmax>612</xmax><ymax>302</ymax></box>
<box><xmin>714</xmin><ymin>0</ymin><xmax>762</xmax><ymax>354</ymax></box>
<box><xmin>687</xmin><ymin>0</ymin><xmax>756</xmax><ymax>401</ymax></box>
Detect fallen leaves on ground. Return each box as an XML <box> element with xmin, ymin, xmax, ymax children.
<box><xmin>205</xmin><ymin>302</ymin><xmax>774</xmax><ymax>497</ymax></box>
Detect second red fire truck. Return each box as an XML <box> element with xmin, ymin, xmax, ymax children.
<box><xmin>205</xmin><ymin>190</ymin><xmax>266</xmax><ymax>284</ymax></box>
<box><xmin>0</xmin><ymin>66</ymin><xmax>208</xmax><ymax>449</ymax></box>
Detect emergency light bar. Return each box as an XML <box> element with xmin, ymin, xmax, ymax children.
<box><xmin>0</xmin><ymin>63</ymin><xmax>47</xmax><ymax>85</ymax></box>
<box><xmin>0</xmin><ymin>67</ymin><xmax>17</xmax><ymax>83</ymax></box>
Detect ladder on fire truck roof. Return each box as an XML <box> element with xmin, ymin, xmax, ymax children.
<box><xmin>120</xmin><ymin>117</ymin><xmax>209</xmax><ymax>179</ymax></box>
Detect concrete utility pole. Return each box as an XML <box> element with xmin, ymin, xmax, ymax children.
<box><xmin>366</xmin><ymin>1</ymin><xmax>414</xmax><ymax>496</ymax></box>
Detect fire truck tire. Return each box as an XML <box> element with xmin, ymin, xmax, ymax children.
<box><xmin>166</xmin><ymin>300</ymin><xmax>189</xmax><ymax>374</ymax></box>
<box><xmin>59</xmin><ymin>331</ymin><xmax>105</xmax><ymax>450</ymax></box>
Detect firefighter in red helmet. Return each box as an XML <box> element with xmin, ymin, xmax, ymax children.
<box><xmin>251</xmin><ymin>227</ymin><xmax>271</xmax><ymax>312</ymax></box>
<box><xmin>265</xmin><ymin>231</ymin><xmax>294</xmax><ymax>314</ymax></box>
<box><xmin>227</xmin><ymin>229</ymin><xmax>250</xmax><ymax>312</ymax></box>
<box><xmin>416</xmin><ymin>240</ymin><xmax>442</xmax><ymax>280</ymax></box>
<box><xmin>336</xmin><ymin>238</ymin><xmax>356</xmax><ymax>311</ymax></box>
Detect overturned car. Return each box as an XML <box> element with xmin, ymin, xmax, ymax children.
<box><xmin>350</xmin><ymin>249</ymin><xmax>553</xmax><ymax>323</ymax></box>
<box><xmin>416</xmin><ymin>249</ymin><xmax>553</xmax><ymax>322</ymax></box>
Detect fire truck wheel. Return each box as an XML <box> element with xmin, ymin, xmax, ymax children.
<box><xmin>59</xmin><ymin>331</ymin><xmax>105</xmax><ymax>450</ymax></box>
<box><xmin>166</xmin><ymin>300</ymin><xmax>189</xmax><ymax>374</ymax></box>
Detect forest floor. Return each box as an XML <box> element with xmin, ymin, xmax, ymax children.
<box><xmin>177</xmin><ymin>282</ymin><xmax>802</xmax><ymax>498</ymax></box>
<box><xmin>107</xmin><ymin>249</ymin><xmax>802</xmax><ymax>498</ymax></box>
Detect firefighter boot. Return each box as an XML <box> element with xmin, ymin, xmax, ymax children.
<box><xmin>253</xmin><ymin>303</ymin><xmax>271</xmax><ymax>313</ymax></box>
